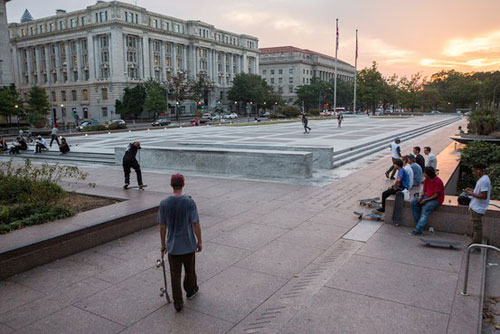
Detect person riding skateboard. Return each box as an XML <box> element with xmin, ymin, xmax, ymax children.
<box><xmin>159</xmin><ymin>174</ymin><xmax>202</xmax><ymax>312</ymax></box>
<box><xmin>122</xmin><ymin>141</ymin><xmax>145</xmax><ymax>189</ymax></box>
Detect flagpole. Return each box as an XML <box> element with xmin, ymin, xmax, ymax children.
<box><xmin>333</xmin><ymin>18</ymin><xmax>338</xmax><ymax>114</ymax></box>
<box><xmin>353</xmin><ymin>29</ymin><xmax>358</xmax><ymax>114</ymax></box>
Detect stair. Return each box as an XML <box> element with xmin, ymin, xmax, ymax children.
<box><xmin>7</xmin><ymin>150</ymin><xmax>116</xmax><ymax>165</ymax></box>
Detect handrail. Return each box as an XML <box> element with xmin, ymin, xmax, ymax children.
<box><xmin>461</xmin><ymin>243</ymin><xmax>500</xmax><ymax>296</ymax></box>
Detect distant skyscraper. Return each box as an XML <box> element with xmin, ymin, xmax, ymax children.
<box><xmin>0</xmin><ymin>0</ymin><xmax>14</xmax><ymax>86</ymax></box>
<box><xmin>20</xmin><ymin>9</ymin><xmax>33</xmax><ymax>23</ymax></box>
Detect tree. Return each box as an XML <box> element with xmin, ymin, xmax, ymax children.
<box><xmin>144</xmin><ymin>79</ymin><xmax>167</xmax><ymax>120</ymax></box>
<box><xmin>0</xmin><ymin>85</ymin><xmax>22</xmax><ymax>124</ymax></box>
<box><xmin>397</xmin><ymin>73</ymin><xmax>424</xmax><ymax>112</ymax></box>
<box><xmin>116</xmin><ymin>84</ymin><xmax>146</xmax><ymax>119</ymax></box>
<box><xmin>189</xmin><ymin>73</ymin><xmax>214</xmax><ymax>106</ymax></box>
<box><xmin>357</xmin><ymin>62</ymin><xmax>389</xmax><ymax>113</ymax></box>
<box><xmin>227</xmin><ymin>73</ymin><xmax>272</xmax><ymax>113</ymax></box>
<box><xmin>26</xmin><ymin>86</ymin><xmax>50</xmax><ymax>127</ymax></box>
<box><xmin>169</xmin><ymin>71</ymin><xmax>191</xmax><ymax>120</ymax></box>
<box><xmin>295</xmin><ymin>77</ymin><xmax>330</xmax><ymax>111</ymax></box>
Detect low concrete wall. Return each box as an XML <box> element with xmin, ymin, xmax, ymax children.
<box><xmin>0</xmin><ymin>207</ymin><xmax>158</xmax><ymax>280</ymax></box>
<box><xmin>178</xmin><ymin>141</ymin><xmax>333</xmax><ymax>169</ymax></box>
<box><xmin>115</xmin><ymin>146</ymin><xmax>313</xmax><ymax>179</ymax></box>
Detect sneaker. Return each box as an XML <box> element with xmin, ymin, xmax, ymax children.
<box><xmin>123</xmin><ymin>184</ymin><xmax>129</xmax><ymax>189</ymax></box>
<box><xmin>390</xmin><ymin>176</ymin><xmax>395</xmax><ymax>180</ymax></box>
<box><xmin>385</xmin><ymin>171</ymin><xmax>390</xmax><ymax>179</ymax></box>
<box><xmin>186</xmin><ymin>286</ymin><xmax>199</xmax><ymax>300</ymax></box>
<box><xmin>408</xmin><ymin>230</ymin><xmax>422</xmax><ymax>236</ymax></box>
<box><xmin>174</xmin><ymin>304</ymin><xmax>183</xmax><ymax>312</ymax></box>
<box><xmin>376</xmin><ymin>207</ymin><xmax>385</xmax><ymax>213</ymax></box>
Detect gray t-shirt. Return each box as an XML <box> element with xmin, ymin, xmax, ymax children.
<box><xmin>158</xmin><ymin>195</ymin><xmax>199</xmax><ymax>255</ymax></box>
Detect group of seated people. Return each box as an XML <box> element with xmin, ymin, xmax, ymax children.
<box><xmin>378</xmin><ymin>145</ymin><xmax>444</xmax><ymax>236</ymax></box>
<box><xmin>0</xmin><ymin>134</ymin><xmax>70</xmax><ymax>155</ymax></box>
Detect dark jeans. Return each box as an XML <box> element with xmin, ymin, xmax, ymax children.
<box><xmin>303</xmin><ymin>123</ymin><xmax>311</xmax><ymax>133</ymax></box>
<box><xmin>386</xmin><ymin>158</ymin><xmax>398</xmax><ymax>178</ymax></box>
<box><xmin>168</xmin><ymin>252</ymin><xmax>198</xmax><ymax>308</ymax></box>
<box><xmin>123</xmin><ymin>160</ymin><xmax>143</xmax><ymax>185</ymax></box>
<box><xmin>382</xmin><ymin>187</ymin><xmax>403</xmax><ymax>210</ymax></box>
<box><xmin>35</xmin><ymin>143</ymin><xmax>46</xmax><ymax>153</ymax></box>
<box><xmin>50</xmin><ymin>134</ymin><xmax>60</xmax><ymax>147</ymax></box>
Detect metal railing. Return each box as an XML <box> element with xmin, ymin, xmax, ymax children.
<box><xmin>461</xmin><ymin>243</ymin><xmax>500</xmax><ymax>296</ymax></box>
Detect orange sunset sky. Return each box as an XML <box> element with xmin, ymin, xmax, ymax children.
<box><xmin>7</xmin><ymin>0</ymin><xmax>500</xmax><ymax>79</ymax></box>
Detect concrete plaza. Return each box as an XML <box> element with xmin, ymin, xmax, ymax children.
<box><xmin>0</xmin><ymin>116</ymin><xmax>482</xmax><ymax>334</ymax></box>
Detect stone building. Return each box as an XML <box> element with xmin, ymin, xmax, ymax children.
<box><xmin>259</xmin><ymin>46</ymin><xmax>355</xmax><ymax>104</ymax></box>
<box><xmin>8</xmin><ymin>0</ymin><xmax>259</xmax><ymax>123</ymax></box>
<box><xmin>0</xmin><ymin>0</ymin><xmax>14</xmax><ymax>87</ymax></box>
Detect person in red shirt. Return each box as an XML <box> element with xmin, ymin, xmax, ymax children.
<box><xmin>409</xmin><ymin>167</ymin><xmax>444</xmax><ymax>235</ymax></box>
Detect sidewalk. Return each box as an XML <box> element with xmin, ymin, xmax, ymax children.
<box><xmin>0</xmin><ymin>120</ymin><xmax>482</xmax><ymax>334</ymax></box>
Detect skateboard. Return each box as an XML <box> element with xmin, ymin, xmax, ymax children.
<box><xmin>155</xmin><ymin>254</ymin><xmax>172</xmax><ymax>303</ymax></box>
<box><xmin>353</xmin><ymin>211</ymin><xmax>384</xmax><ymax>221</ymax></box>
<box><xmin>123</xmin><ymin>184</ymin><xmax>148</xmax><ymax>190</ymax></box>
<box><xmin>392</xmin><ymin>191</ymin><xmax>405</xmax><ymax>226</ymax></box>
<box><xmin>420</xmin><ymin>238</ymin><xmax>461</xmax><ymax>249</ymax></box>
<box><xmin>359</xmin><ymin>197</ymin><xmax>381</xmax><ymax>208</ymax></box>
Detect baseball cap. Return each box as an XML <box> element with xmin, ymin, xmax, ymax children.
<box><xmin>170</xmin><ymin>174</ymin><xmax>185</xmax><ymax>187</ymax></box>
<box><xmin>395</xmin><ymin>137</ymin><xmax>401</xmax><ymax>142</ymax></box>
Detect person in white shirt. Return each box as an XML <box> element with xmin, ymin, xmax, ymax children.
<box><xmin>385</xmin><ymin>137</ymin><xmax>402</xmax><ymax>180</ymax></box>
<box><xmin>403</xmin><ymin>156</ymin><xmax>414</xmax><ymax>189</ymax></box>
<box><xmin>35</xmin><ymin>136</ymin><xmax>48</xmax><ymax>153</ymax></box>
<box><xmin>465</xmin><ymin>164</ymin><xmax>491</xmax><ymax>244</ymax></box>
<box><xmin>50</xmin><ymin>126</ymin><xmax>60</xmax><ymax>147</ymax></box>
<box><xmin>424</xmin><ymin>146</ymin><xmax>437</xmax><ymax>169</ymax></box>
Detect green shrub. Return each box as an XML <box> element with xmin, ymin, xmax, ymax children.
<box><xmin>309</xmin><ymin>109</ymin><xmax>320</xmax><ymax>116</ymax></box>
<box><xmin>459</xmin><ymin>141</ymin><xmax>500</xmax><ymax>199</ymax></box>
<box><xmin>0</xmin><ymin>176</ymin><xmax>33</xmax><ymax>203</ymax></box>
<box><xmin>278</xmin><ymin>106</ymin><xmax>301</xmax><ymax>118</ymax></box>
<box><xmin>468</xmin><ymin>109</ymin><xmax>500</xmax><ymax>135</ymax></box>
<box><xmin>107</xmin><ymin>122</ymin><xmax>127</xmax><ymax>130</ymax></box>
<box><xmin>269</xmin><ymin>112</ymin><xmax>280</xmax><ymax>119</ymax></box>
<box><xmin>83</xmin><ymin>125</ymin><xmax>107</xmax><ymax>132</ymax></box>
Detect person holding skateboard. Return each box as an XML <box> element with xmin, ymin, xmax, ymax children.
<box><xmin>159</xmin><ymin>174</ymin><xmax>202</xmax><ymax>312</ymax></box>
<box><xmin>409</xmin><ymin>167</ymin><xmax>444</xmax><ymax>236</ymax></box>
<box><xmin>122</xmin><ymin>141</ymin><xmax>145</xmax><ymax>189</ymax></box>
<box><xmin>465</xmin><ymin>164</ymin><xmax>491</xmax><ymax>244</ymax></box>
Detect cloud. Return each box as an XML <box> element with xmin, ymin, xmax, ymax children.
<box><xmin>342</xmin><ymin>37</ymin><xmax>416</xmax><ymax>65</ymax></box>
<box><xmin>443</xmin><ymin>30</ymin><xmax>500</xmax><ymax>57</ymax></box>
<box><xmin>420</xmin><ymin>58</ymin><xmax>500</xmax><ymax>68</ymax></box>
<box><xmin>221</xmin><ymin>10</ymin><xmax>313</xmax><ymax>35</ymax></box>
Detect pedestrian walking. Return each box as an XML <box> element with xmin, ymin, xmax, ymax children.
<box><xmin>385</xmin><ymin>137</ymin><xmax>402</xmax><ymax>179</ymax></box>
<box><xmin>50</xmin><ymin>126</ymin><xmax>60</xmax><ymax>147</ymax></box>
<box><xmin>122</xmin><ymin>141</ymin><xmax>145</xmax><ymax>189</ymax></box>
<box><xmin>413</xmin><ymin>146</ymin><xmax>425</xmax><ymax>171</ymax></box>
<box><xmin>465</xmin><ymin>164</ymin><xmax>491</xmax><ymax>244</ymax></box>
<box><xmin>337</xmin><ymin>111</ymin><xmax>343</xmax><ymax>128</ymax></box>
<box><xmin>302</xmin><ymin>113</ymin><xmax>311</xmax><ymax>134</ymax></box>
<box><xmin>159</xmin><ymin>174</ymin><xmax>202</xmax><ymax>312</ymax></box>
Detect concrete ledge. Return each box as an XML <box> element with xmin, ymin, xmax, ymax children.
<box><xmin>178</xmin><ymin>141</ymin><xmax>333</xmax><ymax>169</ymax></box>
<box><xmin>115</xmin><ymin>146</ymin><xmax>313</xmax><ymax>178</ymax></box>
<box><xmin>0</xmin><ymin>199</ymin><xmax>159</xmax><ymax>280</ymax></box>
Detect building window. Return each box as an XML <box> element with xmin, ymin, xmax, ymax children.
<box><xmin>270</xmin><ymin>78</ymin><xmax>275</xmax><ymax>84</ymax></box>
<box><xmin>72</xmin><ymin>90</ymin><xmax>77</xmax><ymax>101</ymax></box>
<box><xmin>262</xmin><ymin>69</ymin><xmax>267</xmax><ymax>75</ymax></box>
<box><xmin>278</xmin><ymin>86</ymin><xmax>283</xmax><ymax>94</ymax></box>
<box><xmin>30</xmin><ymin>27</ymin><xmax>34</xmax><ymax>35</ymax></box>
<box><xmin>82</xmin><ymin>89</ymin><xmax>88</xmax><ymax>100</ymax></box>
<box><xmin>61</xmin><ymin>90</ymin><xmax>66</xmax><ymax>101</ymax></box>
<box><xmin>278</xmin><ymin>69</ymin><xmax>283</xmax><ymax>74</ymax></box>
<box><xmin>70</xmin><ymin>19</ymin><xmax>76</xmax><ymax>28</ymax></box>
<box><xmin>61</xmin><ymin>107</ymin><xmax>66</xmax><ymax>118</ymax></box>
<box><xmin>39</xmin><ymin>25</ymin><xmax>44</xmax><ymax>33</ymax></box>
<box><xmin>289</xmin><ymin>86</ymin><xmax>294</xmax><ymax>93</ymax></box>
<box><xmin>59</xmin><ymin>21</ymin><xmax>66</xmax><ymax>30</ymax></box>
<box><xmin>101</xmin><ymin>88</ymin><xmax>108</xmax><ymax>100</ymax></box>
<box><xmin>289</xmin><ymin>77</ymin><xmax>293</xmax><ymax>83</ymax></box>
<box><xmin>51</xmin><ymin>91</ymin><xmax>56</xmax><ymax>102</ymax></box>
<box><xmin>289</xmin><ymin>68</ymin><xmax>293</xmax><ymax>74</ymax></box>
<box><xmin>49</xmin><ymin>23</ymin><xmax>54</xmax><ymax>32</ymax></box>
<box><xmin>83</xmin><ymin>107</ymin><xmax>88</xmax><ymax>118</ymax></box>
<box><xmin>102</xmin><ymin>107</ymin><xmax>108</xmax><ymax>117</ymax></box>
<box><xmin>279</xmin><ymin>78</ymin><xmax>283</xmax><ymax>84</ymax></box>
<box><xmin>270</xmin><ymin>69</ymin><xmax>274</xmax><ymax>75</ymax></box>
<box><xmin>81</xmin><ymin>16</ymin><xmax>86</xmax><ymax>26</ymax></box>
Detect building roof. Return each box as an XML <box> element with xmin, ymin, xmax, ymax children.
<box><xmin>20</xmin><ymin>9</ymin><xmax>34</xmax><ymax>23</ymax></box>
<box><xmin>259</xmin><ymin>46</ymin><xmax>353</xmax><ymax>68</ymax></box>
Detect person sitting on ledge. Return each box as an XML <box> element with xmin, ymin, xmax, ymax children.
<box><xmin>9</xmin><ymin>136</ymin><xmax>27</xmax><ymax>155</ymax></box>
<box><xmin>35</xmin><ymin>135</ymin><xmax>48</xmax><ymax>153</ymax></box>
<box><xmin>59</xmin><ymin>137</ymin><xmax>70</xmax><ymax>154</ymax></box>
<box><xmin>378</xmin><ymin>158</ymin><xmax>409</xmax><ymax>213</ymax></box>
<box><xmin>409</xmin><ymin>166</ymin><xmax>444</xmax><ymax>236</ymax></box>
<box><xmin>0</xmin><ymin>139</ymin><xmax>8</xmax><ymax>153</ymax></box>
<box><xmin>408</xmin><ymin>154</ymin><xmax>423</xmax><ymax>188</ymax></box>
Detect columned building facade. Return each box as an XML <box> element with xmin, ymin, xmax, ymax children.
<box><xmin>8</xmin><ymin>1</ymin><xmax>259</xmax><ymax>123</ymax></box>
<box><xmin>259</xmin><ymin>46</ymin><xmax>355</xmax><ymax>104</ymax></box>
<box><xmin>0</xmin><ymin>0</ymin><xmax>14</xmax><ymax>86</ymax></box>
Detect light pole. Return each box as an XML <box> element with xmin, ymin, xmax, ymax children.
<box><xmin>60</xmin><ymin>104</ymin><xmax>64</xmax><ymax>127</ymax></box>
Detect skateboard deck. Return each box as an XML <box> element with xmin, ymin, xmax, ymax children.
<box><xmin>155</xmin><ymin>256</ymin><xmax>172</xmax><ymax>303</ymax></box>
<box><xmin>353</xmin><ymin>211</ymin><xmax>384</xmax><ymax>221</ymax></box>
<box><xmin>359</xmin><ymin>197</ymin><xmax>381</xmax><ymax>208</ymax></box>
<box><xmin>420</xmin><ymin>238</ymin><xmax>461</xmax><ymax>249</ymax></box>
<box><xmin>124</xmin><ymin>184</ymin><xmax>148</xmax><ymax>190</ymax></box>
<box><xmin>392</xmin><ymin>191</ymin><xmax>405</xmax><ymax>226</ymax></box>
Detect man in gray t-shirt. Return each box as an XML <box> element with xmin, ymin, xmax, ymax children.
<box><xmin>159</xmin><ymin>174</ymin><xmax>202</xmax><ymax>312</ymax></box>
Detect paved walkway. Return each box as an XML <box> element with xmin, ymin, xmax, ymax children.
<box><xmin>0</xmin><ymin>119</ymin><xmax>481</xmax><ymax>334</ymax></box>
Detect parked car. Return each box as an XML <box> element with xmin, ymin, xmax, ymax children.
<box><xmin>211</xmin><ymin>114</ymin><xmax>222</xmax><ymax>121</ymax></box>
<box><xmin>77</xmin><ymin>120</ymin><xmax>100</xmax><ymax>131</ymax></box>
<box><xmin>202</xmin><ymin>113</ymin><xmax>212</xmax><ymax>119</ymax></box>
<box><xmin>151</xmin><ymin>118</ymin><xmax>171</xmax><ymax>126</ymax></box>
<box><xmin>320</xmin><ymin>111</ymin><xmax>332</xmax><ymax>116</ymax></box>
<box><xmin>109</xmin><ymin>119</ymin><xmax>126</xmax><ymax>125</ymax></box>
<box><xmin>224</xmin><ymin>113</ymin><xmax>238</xmax><ymax>119</ymax></box>
<box><xmin>431</xmin><ymin>110</ymin><xmax>441</xmax><ymax>114</ymax></box>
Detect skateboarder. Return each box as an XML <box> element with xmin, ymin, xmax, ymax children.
<box><xmin>302</xmin><ymin>113</ymin><xmax>311</xmax><ymax>134</ymax></box>
<box><xmin>464</xmin><ymin>164</ymin><xmax>491</xmax><ymax>243</ymax></box>
<box><xmin>337</xmin><ymin>111</ymin><xmax>343</xmax><ymax>128</ymax></box>
<box><xmin>413</xmin><ymin>146</ymin><xmax>425</xmax><ymax>171</ymax></box>
<box><xmin>50</xmin><ymin>125</ymin><xmax>60</xmax><ymax>147</ymax></box>
<box><xmin>122</xmin><ymin>141</ymin><xmax>145</xmax><ymax>189</ymax></box>
<box><xmin>159</xmin><ymin>174</ymin><xmax>202</xmax><ymax>312</ymax></box>
<box><xmin>409</xmin><ymin>167</ymin><xmax>444</xmax><ymax>235</ymax></box>
<box><xmin>377</xmin><ymin>158</ymin><xmax>409</xmax><ymax>213</ymax></box>
<box><xmin>385</xmin><ymin>137</ymin><xmax>402</xmax><ymax>179</ymax></box>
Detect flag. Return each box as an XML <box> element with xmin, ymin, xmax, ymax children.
<box><xmin>335</xmin><ymin>19</ymin><xmax>339</xmax><ymax>51</ymax></box>
<box><xmin>355</xmin><ymin>29</ymin><xmax>358</xmax><ymax>61</ymax></box>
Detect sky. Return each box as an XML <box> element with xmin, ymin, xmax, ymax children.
<box><xmin>6</xmin><ymin>0</ymin><xmax>500</xmax><ymax>80</ymax></box>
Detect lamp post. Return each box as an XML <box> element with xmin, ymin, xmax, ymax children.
<box><xmin>60</xmin><ymin>104</ymin><xmax>64</xmax><ymax>127</ymax></box>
